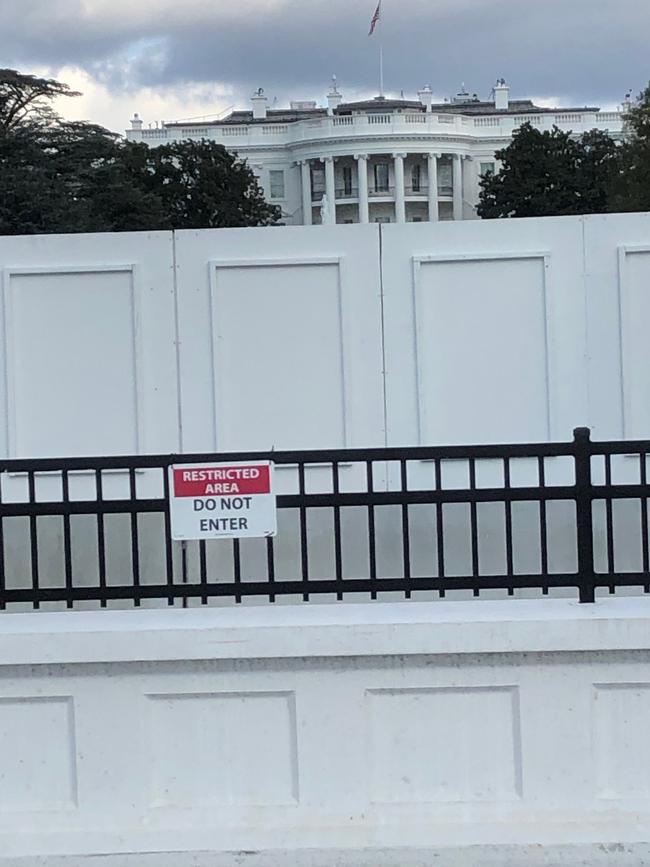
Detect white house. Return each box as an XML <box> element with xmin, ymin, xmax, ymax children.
<box><xmin>126</xmin><ymin>80</ymin><xmax>625</xmax><ymax>225</ymax></box>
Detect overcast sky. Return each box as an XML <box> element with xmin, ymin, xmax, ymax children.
<box><xmin>1</xmin><ymin>0</ymin><xmax>649</xmax><ymax>132</ymax></box>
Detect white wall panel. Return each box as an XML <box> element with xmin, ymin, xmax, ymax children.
<box><xmin>583</xmin><ymin>212</ymin><xmax>650</xmax><ymax>440</ymax></box>
<box><xmin>0</xmin><ymin>233</ymin><xmax>178</xmax><ymax>458</ymax></box>
<box><xmin>174</xmin><ymin>225</ymin><xmax>384</xmax><ymax>451</ymax></box>
<box><xmin>4</xmin><ymin>268</ymin><xmax>139</xmax><ymax>457</ymax></box>
<box><xmin>412</xmin><ymin>254</ymin><xmax>550</xmax><ymax>443</ymax></box>
<box><xmin>381</xmin><ymin>218</ymin><xmax>587</xmax><ymax>445</ymax></box>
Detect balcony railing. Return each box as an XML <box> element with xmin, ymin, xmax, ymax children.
<box><xmin>335</xmin><ymin>187</ymin><xmax>359</xmax><ymax>199</ymax></box>
<box><xmin>2</xmin><ymin>429</ymin><xmax>650</xmax><ymax>610</ymax></box>
<box><xmin>368</xmin><ymin>186</ymin><xmax>395</xmax><ymax>197</ymax></box>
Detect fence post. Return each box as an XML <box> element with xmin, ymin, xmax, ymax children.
<box><xmin>574</xmin><ymin>427</ymin><xmax>596</xmax><ymax>603</ymax></box>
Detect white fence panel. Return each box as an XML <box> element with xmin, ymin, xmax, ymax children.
<box><xmin>583</xmin><ymin>212</ymin><xmax>650</xmax><ymax>440</ymax></box>
<box><xmin>0</xmin><ymin>232</ymin><xmax>179</xmax><ymax>458</ymax></box>
<box><xmin>381</xmin><ymin>218</ymin><xmax>588</xmax><ymax>446</ymax></box>
<box><xmin>174</xmin><ymin>225</ymin><xmax>384</xmax><ymax>452</ymax></box>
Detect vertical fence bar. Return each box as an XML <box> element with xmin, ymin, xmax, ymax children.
<box><xmin>434</xmin><ymin>458</ymin><xmax>445</xmax><ymax>598</ymax></box>
<box><xmin>640</xmin><ymin>453</ymin><xmax>649</xmax><ymax>594</ymax></box>
<box><xmin>538</xmin><ymin>457</ymin><xmax>549</xmax><ymax>596</ymax></box>
<box><xmin>367</xmin><ymin>461</ymin><xmax>378</xmax><ymax>600</ymax></box>
<box><xmin>233</xmin><ymin>539</ymin><xmax>242</xmax><ymax>603</ymax></box>
<box><xmin>28</xmin><ymin>471</ymin><xmax>40</xmax><ymax>610</ymax></box>
<box><xmin>332</xmin><ymin>462</ymin><xmax>344</xmax><ymax>601</ymax></box>
<box><xmin>128</xmin><ymin>468</ymin><xmax>141</xmax><ymax>607</ymax></box>
<box><xmin>604</xmin><ymin>454</ymin><xmax>616</xmax><ymax>594</ymax></box>
<box><xmin>400</xmin><ymin>459</ymin><xmax>412</xmax><ymax>600</ymax></box>
<box><xmin>162</xmin><ymin>466</ymin><xmax>176</xmax><ymax>606</ymax></box>
<box><xmin>468</xmin><ymin>459</ymin><xmax>480</xmax><ymax>597</ymax></box>
<box><xmin>266</xmin><ymin>537</ymin><xmax>276</xmax><ymax>603</ymax></box>
<box><xmin>61</xmin><ymin>471</ymin><xmax>73</xmax><ymax>609</ymax></box>
<box><xmin>504</xmin><ymin>458</ymin><xmax>514</xmax><ymax>596</ymax></box>
<box><xmin>0</xmin><ymin>472</ymin><xmax>5</xmax><ymax>611</ymax></box>
<box><xmin>95</xmin><ymin>470</ymin><xmax>107</xmax><ymax>608</ymax></box>
<box><xmin>298</xmin><ymin>462</ymin><xmax>310</xmax><ymax>601</ymax></box>
<box><xmin>574</xmin><ymin>428</ymin><xmax>596</xmax><ymax>603</ymax></box>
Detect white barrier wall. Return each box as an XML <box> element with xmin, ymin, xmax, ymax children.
<box><xmin>0</xmin><ymin>232</ymin><xmax>179</xmax><ymax>458</ymax></box>
<box><xmin>1</xmin><ymin>599</ymin><xmax>650</xmax><ymax>866</ymax></box>
<box><xmin>1</xmin><ymin>213</ymin><xmax>650</xmax><ymax>457</ymax></box>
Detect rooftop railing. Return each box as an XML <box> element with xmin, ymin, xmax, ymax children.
<box><xmin>131</xmin><ymin>110</ymin><xmax>624</xmax><ymax>147</ymax></box>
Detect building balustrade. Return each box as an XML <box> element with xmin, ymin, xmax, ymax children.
<box><xmin>133</xmin><ymin>108</ymin><xmax>624</xmax><ymax>149</ymax></box>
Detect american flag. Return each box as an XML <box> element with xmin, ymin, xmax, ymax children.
<box><xmin>368</xmin><ymin>0</ymin><xmax>381</xmax><ymax>35</ymax></box>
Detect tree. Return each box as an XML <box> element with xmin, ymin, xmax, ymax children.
<box><xmin>477</xmin><ymin>123</ymin><xmax>619</xmax><ymax>219</ymax></box>
<box><xmin>609</xmin><ymin>84</ymin><xmax>650</xmax><ymax>213</ymax></box>
<box><xmin>139</xmin><ymin>139</ymin><xmax>281</xmax><ymax>229</ymax></box>
<box><xmin>0</xmin><ymin>68</ymin><xmax>281</xmax><ymax>234</ymax></box>
<box><xmin>0</xmin><ymin>68</ymin><xmax>79</xmax><ymax>133</ymax></box>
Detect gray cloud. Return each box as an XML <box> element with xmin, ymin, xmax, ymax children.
<box><xmin>2</xmin><ymin>0</ymin><xmax>649</xmax><ymax>110</ymax></box>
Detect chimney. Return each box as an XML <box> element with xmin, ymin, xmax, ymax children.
<box><xmin>494</xmin><ymin>79</ymin><xmax>510</xmax><ymax>111</ymax></box>
<box><xmin>251</xmin><ymin>88</ymin><xmax>268</xmax><ymax>120</ymax></box>
<box><xmin>418</xmin><ymin>85</ymin><xmax>433</xmax><ymax>112</ymax></box>
<box><xmin>327</xmin><ymin>75</ymin><xmax>343</xmax><ymax>115</ymax></box>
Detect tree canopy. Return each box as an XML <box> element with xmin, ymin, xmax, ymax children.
<box><xmin>477</xmin><ymin>124</ymin><xmax>620</xmax><ymax>219</ymax></box>
<box><xmin>0</xmin><ymin>68</ymin><xmax>280</xmax><ymax>235</ymax></box>
<box><xmin>478</xmin><ymin>84</ymin><xmax>650</xmax><ymax>220</ymax></box>
<box><xmin>608</xmin><ymin>83</ymin><xmax>650</xmax><ymax>213</ymax></box>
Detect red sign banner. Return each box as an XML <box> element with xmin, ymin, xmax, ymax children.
<box><xmin>173</xmin><ymin>465</ymin><xmax>271</xmax><ymax>497</ymax></box>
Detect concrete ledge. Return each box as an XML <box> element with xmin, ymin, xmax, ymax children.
<box><xmin>4</xmin><ymin>843</ymin><xmax>650</xmax><ymax>867</ymax></box>
<box><xmin>1</xmin><ymin>598</ymin><xmax>650</xmax><ymax>665</ymax></box>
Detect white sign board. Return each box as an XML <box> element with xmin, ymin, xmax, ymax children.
<box><xmin>168</xmin><ymin>461</ymin><xmax>276</xmax><ymax>541</ymax></box>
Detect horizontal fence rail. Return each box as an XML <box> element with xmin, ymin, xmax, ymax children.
<box><xmin>1</xmin><ymin>428</ymin><xmax>650</xmax><ymax>610</ymax></box>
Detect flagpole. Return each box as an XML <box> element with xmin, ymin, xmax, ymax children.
<box><xmin>379</xmin><ymin>39</ymin><xmax>384</xmax><ymax>97</ymax></box>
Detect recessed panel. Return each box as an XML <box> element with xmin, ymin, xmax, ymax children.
<box><xmin>621</xmin><ymin>251</ymin><xmax>650</xmax><ymax>437</ymax></box>
<box><xmin>416</xmin><ymin>257</ymin><xmax>549</xmax><ymax>443</ymax></box>
<box><xmin>0</xmin><ymin>697</ymin><xmax>77</xmax><ymax>811</ymax></box>
<box><xmin>211</xmin><ymin>263</ymin><xmax>345</xmax><ymax>449</ymax></box>
<box><xmin>147</xmin><ymin>691</ymin><xmax>298</xmax><ymax>807</ymax></box>
<box><xmin>367</xmin><ymin>687</ymin><xmax>521</xmax><ymax>803</ymax></box>
<box><xmin>594</xmin><ymin>684</ymin><xmax>650</xmax><ymax>799</ymax></box>
<box><xmin>6</xmin><ymin>270</ymin><xmax>138</xmax><ymax>457</ymax></box>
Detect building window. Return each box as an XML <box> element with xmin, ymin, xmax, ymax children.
<box><xmin>342</xmin><ymin>166</ymin><xmax>353</xmax><ymax>197</ymax></box>
<box><xmin>480</xmin><ymin>162</ymin><xmax>496</xmax><ymax>177</ymax></box>
<box><xmin>311</xmin><ymin>166</ymin><xmax>325</xmax><ymax>200</ymax></box>
<box><xmin>373</xmin><ymin>163</ymin><xmax>389</xmax><ymax>193</ymax></box>
<box><xmin>411</xmin><ymin>164</ymin><xmax>422</xmax><ymax>192</ymax></box>
<box><xmin>411</xmin><ymin>216</ymin><xmax>423</xmax><ymax>222</ymax></box>
<box><xmin>438</xmin><ymin>161</ymin><xmax>453</xmax><ymax>196</ymax></box>
<box><xmin>374</xmin><ymin>216</ymin><xmax>391</xmax><ymax>223</ymax></box>
<box><xmin>269</xmin><ymin>170</ymin><xmax>285</xmax><ymax>199</ymax></box>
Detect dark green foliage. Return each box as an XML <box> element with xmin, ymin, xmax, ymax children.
<box><xmin>477</xmin><ymin>123</ymin><xmax>620</xmax><ymax>219</ymax></box>
<box><xmin>0</xmin><ymin>68</ymin><xmax>280</xmax><ymax>235</ymax></box>
<box><xmin>609</xmin><ymin>84</ymin><xmax>650</xmax><ymax>213</ymax></box>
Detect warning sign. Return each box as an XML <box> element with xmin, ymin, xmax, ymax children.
<box><xmin>168</xmin><ymin>461</ymin><xmax>276</xmax><ymax>541</ymax></box>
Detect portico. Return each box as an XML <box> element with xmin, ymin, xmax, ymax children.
<box><xmin>301</xmin><ymin>152</ymin><xmax>466</xmax><ymax>224</ymax></box>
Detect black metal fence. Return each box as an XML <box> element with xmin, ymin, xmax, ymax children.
<box><xmin>1</xmin><ymin>428</ymin><xmax>649</xmax><ymax>610</ymax></box>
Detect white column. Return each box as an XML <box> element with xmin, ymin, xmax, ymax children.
<box><xmin>394</xmin><ymin>153</ymin><xmax>406</xmax><ymax>224</ymax></box>
<box><xmin>427</xmin><ymin>153</ymin><xmax>439</xmax><ymax>222</ymax></box>
<box><xmin>300</xmin><ymin>160</ymin><xmax>312</xmax><ymax>226</ymax></box>
<box><xmin>452</xmin><ymin>153</ymin><xmax>463</xmax><ymax>221</ymax></box>
<box><xmin>324</xmin><ymin>156</ymin><xmax>336</xmax><ymax>224</ymax></box>
<box><xmin>355</xmin><ymin>154</ymin><xmax>369</xmax><ymax>223</ymax></box>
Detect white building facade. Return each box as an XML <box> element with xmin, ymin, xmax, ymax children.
<box><xmin>126</xmin><ymin>81</ymin><xmax>625</xmax><ymax>225</ymax></box>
